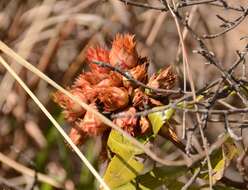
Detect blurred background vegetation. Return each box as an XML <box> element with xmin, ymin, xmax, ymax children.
<box><xmin>0</xmin><ymin>0</ymin><xmax>248</xmax><ymax>189</ymax></box>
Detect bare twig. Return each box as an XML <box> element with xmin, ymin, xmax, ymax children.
<box><xmin>181</xmin><ymin>167</ymin><xmax>200</xmax><ymax>190</ymax></box>
<box><xmin>203</xmin><ymin>7</ymin><xmax>248</xmax><ymax>39</ymax></box>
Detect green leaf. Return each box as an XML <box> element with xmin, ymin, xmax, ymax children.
<box><xmin>241</xmin><ymin>86</ymin><xmax>248</xmax><ymax>98</ymax></box>
<box><xmin>105</xmin><ymin>129</ymin><xmax>148</xmax><ymax>189</ymax></box>
<box><xmin>104</xmin><ymin>153</ymin><xmax>144</xmax><ymax>189</ymax></box>
<box><xmin>212</xmin><ymin>150</ymin><xmax>226</xmax><ymax>184</ymax></box>
<box><xmin>148</xmin><ymin>106</ymin><xmax>175</xmax><ymax>135</ymax></box>
<box><xmin>113</xmin><ymin>182</ymin><xmax>153</xmax><ymax>190</ymax></box>
<box><xmin>136</xmin><ymin>165</ymin><xmax>197</xmax><ymax>190</ymax></box>
<box><xmin>40</xmin><ymin>183</ymin><xmax>53</xmax><ymax>190</ymax></box>
<box><xmin>212</xmin><ymin>139</ymin><xmax>238</xmax><ymax>184</ymax></box>
<box><xmin>213</xmin><ymin>185</ymin><xmax>239</xmax><ymax>190</ymax></box>
<box><xmin>223</xmin><ymin>137</ymin><xmax>239</xmax><ymax>160</ymax></box>
<box><xmin>177</xmin><ymin>95</ymin><xmax>204</xmax><ymax>109</ymax></box>
<box><xmin>198</xmin><ymin>137</ymin><xmax>238</xmax><ymax>185</ymax></box>
<box><xmin>107</xmin><ymin>130</ymin><xmax>144</xmax><ymax>157</ymax></box>
<box><xmin>113</xmin><ymin>183</ymin><xmax>136</xmax><ymax>190</ymax></box>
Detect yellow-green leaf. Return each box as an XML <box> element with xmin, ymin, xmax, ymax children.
<box><xmin>104</xmin><ymin>154</ymin><xmax>144</xmax><ymax>189</ymax></box>
<box><xmin>113</xmin><ymin>183</ymin><xmax>136</xmax><ymax>190</ymax></box>
<box><xmin>148</xmin><ymin>106</ymin><xmax>175</xmax><ymax>135</ymax></box>
<box><xmin>212</xmin><ymin>138</ymin><xmax>238</xmax><ymax>184</ymax></box>
<box><xmin>198</xmin><ymin>137</ymin><xmax>238</xmax><ymax>184</ymax></box>
<box><xmin>136</xmin><ymin>165</ymin><xmax>196</xmax><ymax>190</ymax></box>
<box><xmin>107</xmin><ymin>129</ymin><xmax>144</xmax><ymax>157</ymax></box>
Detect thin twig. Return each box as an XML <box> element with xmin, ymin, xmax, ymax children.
<box><xmin>181</xmin><ymin>167</ymin><xmax>200</xmax><ymax>190</ymax></box>
<box><xmin>203</xmin><ymin>7</ymin><xmax>248</xmax><ymax>39</ymax></box>
<box><xmin>92</xmin><ymin>60</ymin><xmax>184</xmax><ymax>95</ymax></box>
<box><xmin>118</xmin><ymin>0</ymin><xmax>219</xmax><ymax>11</ymax></box>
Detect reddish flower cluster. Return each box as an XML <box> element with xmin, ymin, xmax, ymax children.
<box><xmin>53</xmin><ymin>34</ymin><xmax>176</xmax><ymax>145</ymax></box>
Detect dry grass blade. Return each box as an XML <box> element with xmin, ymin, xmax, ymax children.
<box><xmin>0</xmin><ymin>152</ymin><xmax>61</xmax><ymax>188</ymax></box>
<box><xmin>0</xmin><ymin>0</ymin><xmax>55</xmax><ymax>108</ymax></box>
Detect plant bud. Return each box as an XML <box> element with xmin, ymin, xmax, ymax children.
<box><xmin>69</xmin><ymin>127</ymin><xmax>86</xmax><ymax>145</ymax></box>
<box><xmin>113</xmin><ymin>107</ymin><xmax>138</xmax><ymax>136</ymax></box>
<box><xmin>87</xmin><ymin>47</ymin><xmax>110</xmax><ymax>73</ymax></box>
<box><xmin>73</xmin><ymin>74</ymin><xmax>91</xmax><ymax>88</ymax></box>
<box><xmin>98</xmin><ymin>87</ymin><xmax>129</xmax><ymax>112</ymax></box>
<box><xmin>76</xmin><ymin>103</ymin><xmax>107</xmax><ymax>136</ymax></box>
<box><xmin>53</xmin><ymin>88</ymin><xmax>87</xmax><ymax>122</ymax></box>
<box><xmin>74</xmin><ymin>71</ymin><xmax>109</xmax><ymax>87</ymax></box>
<box><xmin>123</xmin><ymin>59</ymin><xmax>148</xmax><ymax>90</ymax></box>
<box><xmin>147</xmin><ymin>66</ymin><xmax>176</xmax><ymax>90</ymax></box>
<box><xmin>139</xmin><ymin>116</ymin><xmax>151</xmax><ymax>134</ymax></box>
<box><xmin>109</xmin><ymin>34</ymin><xmax>138</xmax><ymax>70</ymax></box>
<box><xmin>132</xmin><ymin>88</ymin><xmax>149</xmax><ymax>109</ymax></box>
<box><xmin>96</xmin><ymin>72</ymin><xmax>122</xmax><ymax>87</ymax></box>
<box><xmin>132</xmin><ymin>88</ymin><xmax>162</xmax><ymax>109</ymax></box>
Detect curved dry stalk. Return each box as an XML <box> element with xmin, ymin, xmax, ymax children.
<box><xmin>0</xmin><ymin>56</ymin><xmax>110</xmax><ymax>190</ymax></box>
<box><xmin>0</xmin><ymin>152</ymin><xmax>61</xmax><ymax>188</ymax></box>
<box><xmin>66</xmin><ymin>0</ymin><xmax>98</xmax><ymax>14</ymax></box>
<box><xmin>37</xmin><ymin>14</ymin><xmax>105</xmax><ymax>29</ymax></box>
<box><xmin>0</xmin><ymin>0</ymin><xmax>55</xmax><ymax>108</ymax></box>
<box><xmin>0</xmin><ymin>40</ymin><xmax>188</xmax><ymax>167</ymax></box>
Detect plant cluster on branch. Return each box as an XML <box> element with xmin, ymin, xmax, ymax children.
<box><xmin>53</xmin><ymin>34</ymin><xmax>177</xmax><ymax>145</ymax></box>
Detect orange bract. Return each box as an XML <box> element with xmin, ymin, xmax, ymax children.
<box><xmin>76</xmin><ymin>103</ymin><xmax>107</xmax><ymax>136</ymax></box>
<box><xmin>86</xmin><ymin>47</ymin><xmax>110</xmax><ymax>73</ymax></box>
<box><xmin>113</xmin><ymin>107</ymin><xmax>138</xmax><ymax>136</ymax></box>
<box><xmin>109</xmin><ymin>33</ymin><xmax>138</xmax><ymax>70</ymax></box>
<box><xmin>112</xmin><ymin>34</ymin><xmax>136</xmax><ymax>54</ymax></box>
<box><xmin>53</xmin><ymin>88</ymin><xmax>87</xmax><ymax>122</ymax></box>
<box><xmin>98</xmin><ymin>87</ymin><xmax>129</xmax><ymax>112</ymax></box>
<box><xmin>123</xmin><ymin>59</ymin><xmax>148</xmax><ymax>91</ymax></box>
<box><xmin>96</xmin><ymin>72</ymin><xmax>122</xmax><ymax>87</ymax></box>
<box><xmin>139</xmin><ymin>116</ymin><xmax>151</xmax><ymax>134</ymax></box>
<box><xmin>69</xmin><ymin>127</ymin><xmax>86</xmax><ymax>145</ymax></box>
<box><xmin>147</xmin><ymin>66</ymin><xmax>177</xmax><ymax>90</ymax></box>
